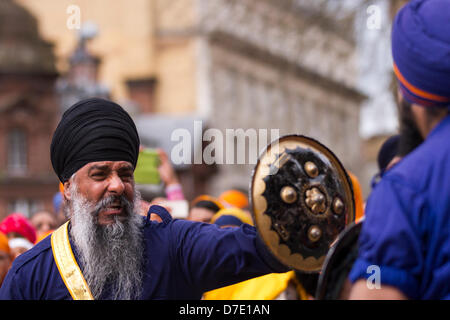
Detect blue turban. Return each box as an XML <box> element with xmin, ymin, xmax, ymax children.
<box><xmin>53</xmin><ymin>192</ymin><xmax>62</xmax><ymax>213</ymax></box>
<box><xmin>392</xmin><ymin>0</ymin><xmax>450</xmax><ymax>108</ymax></box>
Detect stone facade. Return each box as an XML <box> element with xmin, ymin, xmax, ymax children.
<box><xmin>189</xmin><ymin>0</ymin><xmax>365</xmax><ymax>195</ymax></box>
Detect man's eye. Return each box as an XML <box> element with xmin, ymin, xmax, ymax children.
<box><xmin>91</xmin><ymin>172</ymin><xmax>106</xmax><ymax>178</ymax></box>
<box><xmin>121</xmin><ymin>173</ymin><xmax>133</xmax><ymax>180</ymax></box>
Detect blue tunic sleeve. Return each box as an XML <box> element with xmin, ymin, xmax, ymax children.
<box><xmin>348</xmin><ymin>176</ymin><xmax>426</xmax><ymax>299</ymax></box>
<box><xmin>0</xmin><ymin>271</ymin><xmax>24</xmax><ymax>299</ymax></box>
<box><xmin>169</xmin><ymin>220</ymin><xmax>289</xmax><ymax>293</ymax></box>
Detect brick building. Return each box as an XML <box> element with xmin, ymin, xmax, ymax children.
<box><xmin>0</xmin><ymin>0</ymin><xmax>60</xmax><ymax>219</ymax></box>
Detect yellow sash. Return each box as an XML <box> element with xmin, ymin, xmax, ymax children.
<box><xmin>202</xmin><ymin>271</ymin><xmax>310</xmax><ymax>300</ymax></box>
<box><xmin>51</xmin><ymin>221</ymin><xmax>94</xmax><ymax>300</ymax></box>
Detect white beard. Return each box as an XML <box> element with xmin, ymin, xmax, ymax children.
<box><xmin>67</xmin><ymin>183</ymin><xmax>144</xmax><ymax>300</ymax></box>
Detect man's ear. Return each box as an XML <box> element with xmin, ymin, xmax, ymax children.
<box><xmin>63</xmin><ymin>180</ymin><xmax>72</xmax><ymax>201</ymax></box>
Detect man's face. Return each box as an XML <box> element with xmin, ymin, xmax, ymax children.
<box><xmin>66</xmin><ymin>161</ymin><xmax>135</xmax><ymax>226</ymax></box>
<box><xmin>66</xmin><ymin>160</ymin><xmax>144</xmax><ymax>300</ymax></box>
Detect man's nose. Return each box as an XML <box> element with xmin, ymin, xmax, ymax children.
<box><xmin>107</xmin><ymin>174</ymin><xmax>125</xmax><ymax>195</ymax></box>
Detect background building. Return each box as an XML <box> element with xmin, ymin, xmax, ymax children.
<box><xmin>0</xmin><ymin>0</ymin><xmax>60</xmax><ymax>218</ymax></box>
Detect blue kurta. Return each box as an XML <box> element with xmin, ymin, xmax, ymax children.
<box><xmin>349</xmin><ymin>115</ymin><xmax>450</xmax><ymax>299</ymax></box>
<box><xmin>0</xmin><ymin>207</ymin><xmax>288</xmax><ymax>300</ymax></box>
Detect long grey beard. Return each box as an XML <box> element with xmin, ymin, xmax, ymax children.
<box><xmin>68</xmin><ymin>185</ymin><xmax>145</xmax><ymax>300</ymax></box>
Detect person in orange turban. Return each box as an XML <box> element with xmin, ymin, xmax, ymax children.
<box><xmin>0</xmin><ymin>232</ymin><xmax>12</xmax><ymax>286</ymax></box>
<box><xmin>219</xmin><ymin>189</ymin><xmax>249</xmax><ymax>209</ymax></box>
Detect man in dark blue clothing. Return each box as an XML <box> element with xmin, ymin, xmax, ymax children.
<box><xmin>0</xmin><ymin>98</ymin><xmax>288</xmax><ymax>300</ymax></box>
<box><xmin>349</xmin><ymin>0</ymin><xmax>450</xmax><ymax>300</ymax></box>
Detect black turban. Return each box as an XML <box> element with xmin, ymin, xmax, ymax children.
<box><xmin>51</xmin><ymin>98</ymin><xmax>140</xmax><ymax>183</ymax></box>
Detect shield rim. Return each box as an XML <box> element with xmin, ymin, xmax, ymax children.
<box><xmin>315</xmin><ymin>218</ymin><xmax>364</xmax><ymax>299</ymax></box>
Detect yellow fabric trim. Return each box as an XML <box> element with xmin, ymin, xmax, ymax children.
<box><xmin>203</xmin><ymin>271</ymin><xmax>296</xmax><ymax>300</ymax></box>
<box><xmin>51</xmin><ymin>221</ymin><xmax>94</xmax><ymax>300</ymax></box>
<box><xmin>211</xmin><ymin>208</ymin><xmax>254</xmax><ymax>226</ymax></box>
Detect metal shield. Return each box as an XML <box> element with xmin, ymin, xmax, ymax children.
<box><xmin>250</xmin><ymin>135</ymin><xmax>355</xmax><ymax>272</ymax></box>
<box><xmin>315</xmin><ymin>219</ymin><xmax>363</xmax><ymax>299</ymax></box>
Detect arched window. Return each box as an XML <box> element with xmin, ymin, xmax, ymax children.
<box><xmin>7</xmin><ymin>128</ymin><xmax>27</xmax><ymax>175</ymax></box>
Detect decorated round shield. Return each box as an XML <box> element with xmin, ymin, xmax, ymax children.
<box><xmin>250</xmin><ymin>135</ymin><xmax>355</xmax><ymax>272</ymax></box>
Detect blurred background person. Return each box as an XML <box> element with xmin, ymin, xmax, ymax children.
<box><xmin>0</xmin><ymin>213</ymin><xmax>36</xmax><ymax>244</ymax></box>
<box><xmin>0</xmin><ymin>213</ymin><xmax>36</xmax><ymax>259</ymax></box>
<box><xmin>210</xmin><ymin>207</ymin><xmax>253</xmax><ymax>227</ymax></box>
<box><xmin>52</xmin><ymin>183</ymin><xmax>68</xmax><ymax>227</ymax></box>
<box><xmin>187</xmin><ymin>195</ymin><xmax>224</xmax><ymax>223</ymax></box>
<box><xmin>8</xmin><ymin>237</ymin><xmax>34</xmax><ymax>260</ymax></box>
<box><xmin>0</xmin><ymin>232</ymin><xmax>12</xmax><ymax>286</ymax></box>
<box><xmin>219</xmin><ymin>190</ymin><xmax>249</xmax><ymax>210</ymax></box>
<box><xmin>135</xmin><ymin>147</ymin><xmax>189</xmax><ymax>221</ymax></box>
<box><xmin>156</xmin><ymin>148</ymin><xmax>185</xmax><ymax>201</ymax></box>
<box><xmin>30</xmin><ymin>210</ymin><xmax>57</xmax><ymax>243</ymax></box>
<box><xmin>371</xmin><ymin>135</ymin><xmax>401</xmax><ymax>188</ymax></box>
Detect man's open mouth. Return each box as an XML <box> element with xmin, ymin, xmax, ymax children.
<box><xmin>102</xmin><ymin>203</ymin><xmax>124</xmax><ymax>215</ymax></box>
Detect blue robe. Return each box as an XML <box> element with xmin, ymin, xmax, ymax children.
<box><xmin>0</xmin><ymin>207</ymin><xmax>288</xmax><ymax>300</ymax></box>
<box><xmin>349</xmin><ymin>115</ymin><xmax>450</xmax><ymax>299</ymax></box>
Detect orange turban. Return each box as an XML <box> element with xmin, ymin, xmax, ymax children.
<box><xmin>219</xmin><ymin>190</ymin><xmax>249</xmax><ymax>209</ymax></box>
<box><xmin>0</xmin><ymin>231</ymin><xmax>10</xmax><ymax>254</ymax></box>
<box><xmin>348</xmin><ymin>172</ymin><xmax>365</xmax><ymax>222</ymax></box>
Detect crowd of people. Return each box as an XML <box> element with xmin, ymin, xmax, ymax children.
<box><xmin>0</xmin><ymin>212</ymin><xmax>58</xmax><ymax>286</ymax></box>
<box><xmin>0</xmin><ymin>0</ymin><xmax>449</xmax><ymax>300</ymax></box>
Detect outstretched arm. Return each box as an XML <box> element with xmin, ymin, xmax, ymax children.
<box><xmin>171</xmin><ymin>220</ymin><xmax>290</xmax><ymax>295</ymax></box>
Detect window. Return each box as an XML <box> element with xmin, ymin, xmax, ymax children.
<box><xmin>7</xmin><ymin>199</ymin><xmax>42</xmax><ymax>219</ymax></box>
<box><xmin>7</xmin><ymin>128</ymin><xmax>27</xmax><ymax>175</ymax></box>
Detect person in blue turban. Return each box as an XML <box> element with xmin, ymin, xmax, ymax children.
<box><xmin>348</xmin><ymin>0</ymin><xmax>450</xmax><ymax>299</ymax></box>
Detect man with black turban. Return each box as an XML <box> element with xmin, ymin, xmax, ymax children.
<box><xmin>348</xmin><ymin>0</ymin><xmax>450</xmax><ymax>300</ymax></box>
<box><xmin>0</xmin><ymin>98</ymin><xmax>288</xmax><ymax>300</ymax></box>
